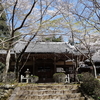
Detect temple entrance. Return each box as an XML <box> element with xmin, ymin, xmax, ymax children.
<box><xmin>35</xmin><ymin>59</ymin><xmax>54</xmax><ymax>82</ymax></box>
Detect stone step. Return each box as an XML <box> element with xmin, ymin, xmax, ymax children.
<box><xmin>16</xmin><ymin>93</ymin><xmax>81</xmax><ymax>96</ymax></box>
<box><xmin>9</xmin><ymin>97</ymin><xmax>85</xmax><ymax>100</ymax></box>
<box><xmin>9</xmin><ymin>93</ymin><xmax>82</xmax><ymax>100</ymax></box>
<box><xmin>15</xmin><ymin>90</ymin><xmax>78</xmax><ymax>95</ymax></box>
<box><xmin>8</xmin><ymin>84</ymin><xmax>85</xmax><ymax>100</ymax></box>
<box><xmin>9</xmin><ymin>94</ymin><xmax>83</xmax><ymax>100</ymax></box>
<box><xmin>19</xmin><ymin>85</ymin><xmax>78</xmax><ymax>91</ymax></box>
<box><xmin>68</xmin><ymin>97</ymin><xmax>85</xmax><ymax>100</ymax></box>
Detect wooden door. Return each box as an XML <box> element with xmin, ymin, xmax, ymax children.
<box><xmin>35</xmin><ymin>59</ymin><xmax>54</xmax><ymax>82</ymax></box>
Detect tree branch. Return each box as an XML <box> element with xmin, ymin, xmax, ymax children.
<box><xmin>14</xmin><ymin>0</ymin><xmax>37</xmax><ymax>32</ymax></box>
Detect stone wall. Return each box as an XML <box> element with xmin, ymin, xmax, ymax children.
<box><xmin>0</xmin><ymin>84</ymin><xmax>15</xmax><ymax>100</ymax></box>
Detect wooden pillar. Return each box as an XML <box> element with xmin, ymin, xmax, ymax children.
<box><xmin>54</xmin><ymin>57</ymin><xmax>56</xmax><ymax>73</ymax></box>
<box><xmin>33</xmin><ymin>57</ymin><xmax>35</xmax><ymax>75</ymax></box>
<box><xmin>64</xmin><ymin>58</ymin><xmax>66</xmax><ymax>69</ymax></box>
<box><xmin>74</xmin><ymin>56</ymin><xmax>78</xmax><ymax>81</ymax></box>
<box><xmin>19</xmin><ymin>59</ymin><xmax>24</xmax><ymax>82</ymax></box>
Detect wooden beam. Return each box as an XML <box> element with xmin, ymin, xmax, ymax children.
<box><xmin>54</xmin><ymin>57</ymin><xmax>56</xmax><ymax>73</ymax></box>
<box><xmin>33</xmin><ymin>57</ymin><xmax>35</xmax><ymax>75</ymax></box>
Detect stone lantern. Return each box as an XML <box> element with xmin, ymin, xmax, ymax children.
<box><xmin>25</xmin><ymin>69</ymin><xmax>30</xmax><ymax>78</ymax></box>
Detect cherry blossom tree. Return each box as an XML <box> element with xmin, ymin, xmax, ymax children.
<box><xmin>1</xmin><ymin>0</ymin><xmax>70</xmax><ymax>81</ymax></box>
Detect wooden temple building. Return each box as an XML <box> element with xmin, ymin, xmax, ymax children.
<box><xmin>9</xmin><ymin>42</ymin><xmax>82</xmax><ymax>82</ymax></box>
<box><xmin>0</xmin><ymin>41</ymin><xmax>94</xmax><ymax>82</ymax></box>
<box><xmin>83</xmin><ymin>50</ymin><xmax>100</xmax><ymax>76</ymax></box>
<box><xmin>77</xmin><ymin>41</ymin><xmax>100</xmax><ymax>77</ymax></box>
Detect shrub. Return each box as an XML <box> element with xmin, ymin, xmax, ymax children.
<box><xmin>6</xmin><ymin>72</ymin><xmax>16</xmax><ymax>83</ymax></box>
<box><xmin>53</xmin><ymin>73</ymin><xmax>66</xmax><ymax>83</ymax></box>
<box><xmin>30</xmin><ymin>75</ymin><xmax>39</xmax><ymax>83</ymax></box>
<box><xmin>80</xmin><ymin>72</ymin><xmax>100</xmax><ymax>100</ymax></box>
<box><xmin>0</xmin><ymin>62</ymin><xmax>5</xmax><ymax>82</ymax></box>
<box><xmin>93</xmin><ymin>88</ymin><xmax>100</xmax><ymax>100</ymax></box>
<box><xmin>0</xmin><ymin>62</ymin><xmax>5</xmax><ymax>73</ymax></box>
<box><xmin>81</xmin><ymin>72</ymin><xmax>94</xmax><ymax>82</ymax></box>
<box><xmin>77</xmin><ymin>74</ymin><xmax>83</xmax><ymax>81</ymax></box>
<box><xmin>0</xmin><ymin>73</ymin><xmax>3</xmax><ymax>82</ymax></box>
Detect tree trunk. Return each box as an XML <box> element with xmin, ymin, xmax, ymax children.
<box><xmin>91</xmin><ymin>61</ymin><xmax>97</xmax><ymax>78</ymax></box>
<box><xmin>3</xmin><ymin>49</ymin><xmax>11</xmax><ymax>82</ymax></box>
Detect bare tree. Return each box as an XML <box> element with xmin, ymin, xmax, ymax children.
<box><xmin>54</xmin><ymin>0</ymin><xmax>99</xmax><ymax>78</ymax></box>
<box><xmin>74</xmin><ymin>34</ymin><xmax>97</xmax><ymax>78</ymax></box>
<box><xmin>72</xmin><ymin>0</ymin><xmax>100</xmax><ymax>78</ymax></box>
<box><xmin>1</xmin><ymin>0</ymin><xmax>63</xmax><ymax>82</ymax></box>
<box><xmin>1</xmin><ymin>0</ymin><xmax>38</xmax><ymax>82</ymax></box>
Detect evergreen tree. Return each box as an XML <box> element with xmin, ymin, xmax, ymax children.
<box><xmin>52</xmin><ymin>36</ymin><xmax>62</xmax><ymax>42</ymax></box>
<box><xmin>0</xmin><ymin>2</ymin><xmax>10</xmax><ymax>49</ymax></box>
<box><xmin>42</xmin><ymin>35</ymin><xmax>63</xmax><ymax>42</ymax></box>
<box><xmin>0</xmin><ymin>2</ymin><xmax>10</xmax><ymax>39</ymax></box>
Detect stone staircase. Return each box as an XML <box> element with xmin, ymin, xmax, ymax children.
<box><xmin>8</xmin><ymin>83</ymin><xmax>85</xmax><ymax>100</ymax></box>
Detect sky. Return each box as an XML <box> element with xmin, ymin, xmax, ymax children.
<box><xmin>2</xmin><ymin>0</ymin><xmax>100</xmax><ymax>42</ymax></box>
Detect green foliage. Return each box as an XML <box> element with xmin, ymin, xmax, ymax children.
<box><xmin>0</xmin><ymin>3</ymin><xmax>10</xmax><ymax>50</ymax></box>
<box><xmin>0</xmin><ymin>4</ymin><xmax>21</xmax><ymax>49</ymax></box>
<box><xmin>52</xmin><ymin>36</ymin><xmax>62</xmax><ymax>42</ymax></box>
<box><xmin>80</xmin><ymin>72</ymin><xmax>100</xmax><ymax>100</ymax></box>
<box><xmin>30</xmin><ymin>75</ymin><xmax>39</xmax><ymax>83</ymax></box>
<box><xmin>14</xmin><ymin>31</ymin><xmax>21</xmax><ymax>41</ymax></box>
<box><xmin>0</xmin><ymin>62</ymin><xmax>5</xmax><ymax>74</ymax></box>
<box><xmin>77</xmin><ymin>74</ymin><xmax>83</xmax><ymax>81</ymax></box>
<box><xmin>81</xmin><ymin>72</ymin><xmax>94</xmax><ymax>82</ymax></box>
<box><xmin>43</xmin><ymin>37</ymin><xmax>52</xmax><ymax>42</ymax></box>
<box><xmin>0</xmin><ymin>4</ymin><xmax>10</xmax><ymax>38</ymax></box>
<box><xmin>42</xmin><ymin>36</ymin><xmax>62</xmax><ymax>42</ymax></box>
<box><xmin>7</xmin><ymin>72</ymin><xmax>16</xmax><ymax>83</ymax></box>
<box><xmin>0</xmin><ymin>62</ymin><xmax>5</xmax><ymax>82</ymax></box>
<box><xmin>53</xmin><ymin>73</ymin><xmax>66</xmax><ymax>83</ymax></box>
<box><xmin>94</xmin><ymin>88</ymin><xmax>100</xmax><ymax>100</ymax></box>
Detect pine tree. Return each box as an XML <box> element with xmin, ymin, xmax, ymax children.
<box><xmin>42</xmin><ymin>35</ymin><xmax>63</xmax><ymax>42</ymax></box>
<box><xmin>52</xmin><ymin>36</ymin><xmax>62</xmax><ymax>42</ymax></box>
<box><xmin>0</xmin><ymin>2</ymin><xmax>10</xmax><ymax>39</ymax></box>
<box><xmin>0</xmin><ymin>2</ymin><xmax>10</xmax><ymax>49</ymax></box>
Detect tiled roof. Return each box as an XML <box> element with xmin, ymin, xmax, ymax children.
<box><xmin>92</xmin><ymin>50</ymin><xmax>100</xmax><ymax>62</ymax></box>
<box><xmin>13</xmin><ymin>41</ymin><xmax>76</xmax><ymax>54</ymax></box>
